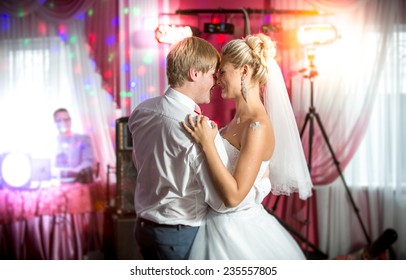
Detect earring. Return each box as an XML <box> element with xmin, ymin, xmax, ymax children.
<box><xmin>241</xmin><ymin>75</ymin><xmax>248</xmax><ymax>102</ymax></box>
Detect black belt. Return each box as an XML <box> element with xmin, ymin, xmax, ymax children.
<box><xmin>138</xmin><ymin>217</ymin><xmax>192</xmax><ymax>230</ymax></box>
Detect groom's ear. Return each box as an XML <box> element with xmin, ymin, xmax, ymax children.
<box><xmin>189</xmin><ymin>68</ymin><xmax>199</xmax><ymax>81</ymax></box>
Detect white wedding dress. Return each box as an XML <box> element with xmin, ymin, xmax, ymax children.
<box><xmin>189</xmin><ymin>137</ymin><xmax>306</xmax><ymax>260</ymax></box>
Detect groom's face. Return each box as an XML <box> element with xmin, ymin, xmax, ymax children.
<box><xmin>195</xmin><ymin>66</ymin><xmax>218</xmax><ymax>104</ymax></box>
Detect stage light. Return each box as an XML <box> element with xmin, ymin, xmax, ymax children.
<box><xmin>211</xmin><ymin>16</ymin><xmax>221</xmax><ymax>24</ymax></box>
<box><xmin>297</xmin><ymin>23</ymin><xmax>338</xmax><ymax>46</ymax></box>
<box><xmin>155</xmin><ymin>24</ymin><xmax>200</xmax><ymax>44</ymax></box>
<box><xmin>0</xmin><ymin>152</ymin><xmax>32</xmax><ymax>189</ymax></box>
<box><xmin>204</xmin><ymin>23</ymin><xmax>234</xmax><ymax>35</ymax></box>
<box><xmin>261</xmin><ymin>23</ymin><xmax>281</xmax><ymax>33</ymax></box>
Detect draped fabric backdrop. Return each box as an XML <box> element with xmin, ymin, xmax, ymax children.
<box><xmin>287</xmin><ymin>0</ymin><xmax>405</xmax><ymax>258</ymax></box>
<box><xmin>0</xmin><ymin>0</ymin><xmax>404</xmax><ymax>260</ymax></box>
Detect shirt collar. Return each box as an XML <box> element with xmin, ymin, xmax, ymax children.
<box><xmin>165</xmin><ymin>87</ymin><xmax>202</xmax><ymax>115</ymax></box>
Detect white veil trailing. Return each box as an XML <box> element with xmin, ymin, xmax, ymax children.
<box><xmin>264</xmin><ymin>58</ymin><xmax>313</xmax><ymax>200</ymax></box>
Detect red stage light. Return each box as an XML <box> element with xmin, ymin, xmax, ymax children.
<box><xmin>211</xmin><ymin>17</ymin><xmax>220</xmax><ymax>24</ymax></box>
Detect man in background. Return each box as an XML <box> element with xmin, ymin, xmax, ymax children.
<box><xmin>52</xmin><ymin>108</ymin><xmax>95</xmax><ymax>183</ymax></box>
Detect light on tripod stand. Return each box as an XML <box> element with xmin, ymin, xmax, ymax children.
<box><xmin>297</xmin><ymin>23</ymin><xmax>338</xmax><ymax>46</ymax></box>
<box><xmin>296</xmin><ymin>24</ymin><xmax>338</xmax><ymax>171</ymax></box>
<box><xmin>297</xmin><ymin>23</ymin><xmax>372</xmax><ymax>246</ymax></box>
<box><xmin>306</xmin><ymin>47</ymin><xmax>315</xmax><ymax>60</ymax></box>
<box><xmin>297</xmin><ymin>24</ymin><xmax>338</xmax><ymax>80</ymax></box>
<box><xmin>296</xmin><ymin>22</ymin><xmax>340</xmax><ymax>178</ymax></box>
<box><xmin>303</xmin><ymin>48</ymin><xmax>318</xmax><ymax>80</ymax></box>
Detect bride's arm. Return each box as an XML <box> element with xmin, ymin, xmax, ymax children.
<box><xmin>182</xmin><ymin>115</ymin><xmax>274</xmax><ymax>207</ymax></box>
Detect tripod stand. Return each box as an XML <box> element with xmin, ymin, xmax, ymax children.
<box><xmin>300</xmin><ymin>49</ymin><xmax>371</xmax><ymax>248</ymax></box>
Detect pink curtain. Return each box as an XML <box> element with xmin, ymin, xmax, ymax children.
<box><xmin>0</xmin><ymin>182</ymin><xmax>106</xmax><ymax>259</ymax></box>
<box><xmin>0</xmin><ymin>0</ymin><xmax>119</xmax><ymax>103</ymax></box>
<box><xmin>263</xmin><ymin>190</ymin><xmax>322</xmax><ymax>258</ymax></box>
<box><xmin>84</xmin><ymin>0</ymin><xmax>119</xmax><ymax>104</ymax></box>
<box><xmin>0</xmin><ymin>212</ymin><xmax>104</xmax><ymax>259</ymax></box>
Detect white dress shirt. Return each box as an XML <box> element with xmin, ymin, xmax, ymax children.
<box><xmin>128</xmin><ymin>88</ymin><xmax>227</xmax><ymax>226</ymax></box>
<box><xmin>51</xmin><ymin>133</ymin><xmax>95</xmax><ymax>183</ymax></box>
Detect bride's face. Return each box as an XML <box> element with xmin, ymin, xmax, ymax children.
<box><xmin>217</xmin><ymin>60</ymin><xmax>242</xmax><ymax>100</ymax></box>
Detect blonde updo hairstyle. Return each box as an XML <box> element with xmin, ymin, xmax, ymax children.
<box><xmin>221</xmin><ymin>33</ymin><xmax>276</xmax><ymax>86</ymax></box>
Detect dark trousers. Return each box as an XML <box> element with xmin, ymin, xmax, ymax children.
<box><xmin>135</xmin><ymin>218</ymin><xmax>199</xmax><ymax>260</ymax></box>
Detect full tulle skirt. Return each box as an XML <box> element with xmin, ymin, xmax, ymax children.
<box><xmin>189</xmin><ymin>204</ymin><xmax>306</xmax><ymax>260</ymax></box>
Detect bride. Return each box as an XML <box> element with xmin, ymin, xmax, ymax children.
<box><xmin>182</xmin><ymin>33</ymin><xmax>313</xmax><ymax>260</ymax></box>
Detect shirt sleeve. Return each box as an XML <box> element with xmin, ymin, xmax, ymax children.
<box><xmin>75</xmin><ymin>134</ymin><xmax>95</xmax><ymax>172</ymax></box>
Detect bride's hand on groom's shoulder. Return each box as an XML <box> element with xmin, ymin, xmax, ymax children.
<box><xmin>182</xmin><ymin>114</ymin><xmax>218</xmax><ymax>147</ymax></box>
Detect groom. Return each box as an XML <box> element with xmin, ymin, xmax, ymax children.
<box><xmin>128</xmin><ymin>36</ymin><xmax>226</xmax><ymax>259</ymax></box>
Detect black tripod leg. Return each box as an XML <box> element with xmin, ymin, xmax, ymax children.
<box><xmin>300</xmin><ymin>111</ymin><xmax>315</xmax><ymax>258</ymax></box>
<box><xmin>314</xmin><ymin>112</ymin><xmax>371</xmax><ymax>244</ymax></box>
<box><xmin>300</xmin><ymin>112</ymin><xmax>311</xmax><ymax>138</ymax></box>
<box><xmin>265</xmin><ymin>207</ymin><xmax>328</xmax><ymax>259</ymax></box>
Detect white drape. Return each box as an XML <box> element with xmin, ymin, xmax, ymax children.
<box><xmin>340</xmin><ymin>29</ymin><xmax>406</xmax><ymax>258</ymax></box>
<box><xmin>291</xmin><ymin>0</ymin><xmax>398</xmax><ymax>185</ymax></box>
<box><xmin>0</xmin><ymin>16</ymin><xmax>116</xmax><ymax>184</ymax></box>
<box><xmin>292</xmin><ymin>0</ymin><xmax>405</xmax><ymax>259</ymax></box>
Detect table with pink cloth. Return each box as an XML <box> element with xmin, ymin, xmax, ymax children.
<box><xmin>0</xmin><ymin>182</ymin><xmax>106</xmax><ymax>259</ymax></box>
